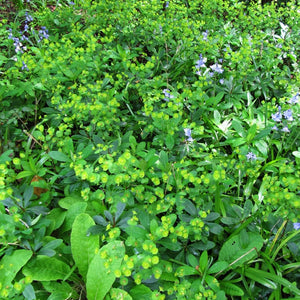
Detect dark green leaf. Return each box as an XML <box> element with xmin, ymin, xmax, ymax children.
<box><xmin>48</xmin><ymin>151</ymin><xmax>70</xmax><ymax>162</ymax></box>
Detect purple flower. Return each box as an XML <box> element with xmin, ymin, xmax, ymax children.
<box><xmin>21</xmin><ymin>61</ymin><xmax>29</xmax><ymax>71</ymax></box>
<box><xmin>202</xmin><ymin>30</ymin><xmax>208</xmax><ymax>41</ymax></box>
<box><xmin>25</xmin><ymin>12</ymin><xmax>33</xmax><ymax>23</ymax></box>
<box><xmin>288</xmin><ymin>93</ymin><xmax>299</xmax><ymax>105</ymax></box>
<box><xmin>293</xmin><ymin>223</ymin><xmax>300</xmax><ymax>230</ymax></box>
<box><xmin>195</xmin><ymin>54</ymin><xmax>207</xmax><ymax>69</ymax></box>
<box><xmin>281</xmin><ymin>126</ymin><xmax>290</xmax><ymax>133</ymax></box>
<box><xmin>69</xmin><ymin>1</ymin><xmax>75</xmax><ymax>5</ymax></box>
<box><xmin>38</xmin><ymin>27</ymin><xmax>49</xmax><ymax>40</ymax></box>
<box><xmin>163</xmin><ymin>89</ymin><xmax>174</xmax><ymax>102</ymax></box>
<box><xmin>246</xmin><ymin>152</ymin><xmax>257</xmax><ymax>161</ymax></box>
<box><xmin>184</xmin><ymin>128</ymin><xmax>194</xmax><ymax>142</ymax></box>
<box><xmin>219</xmin><ymin>79</ymin><xmax>224</xmax><ymax>84</ymax></box>
<box><xmin>165</xmin><ymin>1</ymin><xmax>169</xmax><ymax>8</ymax></box>
<box><xmin>272</xmin><ymin>125</ymin><xmax>278</xmax><ymax>131</ymax></box>
<box><xmin>271</xmin><ymin>106</ymin><xmax>282</xmax><ymax>122</ymax></box>
<box><xmin>283</xmin><ymin>109</ymin><xmax>293</xmax><ymax>121</ymax></box>
<box><xmin>210</xmin><ymin>63</ymin><xmax>224</xmax><ymax>74</ymax></box>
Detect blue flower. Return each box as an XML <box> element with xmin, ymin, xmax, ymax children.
<box><xmin>271</xmin><ymin>106</ymin><xmax>282</xmax><ymax>122</ymax></box>
<box><xmin>184</xmin><ymin>128</ymin><xmax>194</xmax><ymax>142</ymax></box>
<box><xmin>25</xmin><ymin>12</ymin><xmax>33</xmax><ymax>23</ymax></box>
<box><xmin>202</xmin><ymin>30</ymin><xmax>208</xmax><ymax>41</ymax></box>
<box><xmin>210</xmin><ymin>63</ymin><xmax>224</xmax><ymax>74</ymax></box>
<box><xmin>163</xmin><ymin>89</ymin><xmax>174</xmax><ymax>102</ymax></box>
<box><xmin>288</xmin><ymin>93</ymin><xmax>299</xmax><ymax>104</ymax></box>
<box><xmin>69</xmin><ymin>1</ymin><xmax>75</xmax><ymax>5</ymax></box>
<box><xmin>272</xmin><ymin>125</ymin><xmax>278</xmax><ymax>131</ymax></box>
<box><xmin>219</xmin><ymin>79</ymin><xmax>224</xmax><ymax>84</ymax></box>
<box><xmin>195</xmin><ymin>54</ymin><xmax>207</xmax><ymax>69</ymax></box>
<box><xmin>293</xmin><ymin>223</ymin><xmax>300</xmax><ymax>230</ymax></box>
<box><xmin>281</xmin><ymin>126</ymin><xmax>290</xmax><ymax>133</ymax></box>
<box><xmin>21</xmin><ymin>61</ymin><xmax>29</xmax><ymax>71</ymax></box>
<box><xmin>38</xmin><ymin>27</ymin><xmax>49</xmax><ymax>41</ymax></box>
<box><xmin>246</xmin><ymin>152</ymin><xmax>257</xmax><ymax>161</ymax></box>
<box><xmin>283</xmin><ymin>109</ymin><xmax>293</xmax><ymax>121</ymax></box>
<box><xmin>165</xmin><ymin>1</ymin><xmax>169</xmax><ymax>8</ymax></box>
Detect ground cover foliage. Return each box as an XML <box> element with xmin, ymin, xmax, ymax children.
<box><xmin>0</xmin><ymin>0</ymin><xmax>300</xmax><ymax>299</ymax></box>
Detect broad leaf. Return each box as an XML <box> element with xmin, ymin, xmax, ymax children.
<box><xmin>86</xmin><ymin>241</ymin><xmax>125</xmax><ymax>300</ymax></box>
<box><xmin>0</xmin><ymin>249</ymin><xmax>32</xmax><ymax>287</ymax></box>
<box><xmin>71</xmin><ymin>213</ymin><xmax>99</xmax><ymax>279</ymax></box>
<box><xmin>23</xmin><ymin>256</ymin><xmax>71</xmax><ymax>281</ymax></box>
<box><xmin>48</xmin><ymin>151</ymin><xmax>70</xmax><ymax>162</ymax></box>
<box><xmin>218</xmin><ymin>232</ymin><xmax>263</xmax><ymax>268</ymax></box>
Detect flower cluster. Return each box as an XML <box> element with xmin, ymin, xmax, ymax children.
<box><xmin>8</xmin><ymin>29</ymin><xmax>27</xmax><ymax>54</ymax></box>
<box><xmin>37</xmin><ymin>26</ymin><xmax>49</xmax><ymax>42</ymax></box>
<box><xmin>271</xmin><ymin>93</ymin><xmax>298</xmax><ymax>133</ymax></box>
<box><xmin>195</xmin><ymin>52</ymin><xmax>224</xmax><ymax>80</ymax></box>
<box><xmin>8</xmin><ymin>11</ymin><xmax>49</xmax><ymax>53</ymax></box>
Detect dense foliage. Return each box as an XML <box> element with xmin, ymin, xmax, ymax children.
<box><xmin>0</xmin><ymin>0</ymin><xmax>300</xmax><ymax>299</ymax></box>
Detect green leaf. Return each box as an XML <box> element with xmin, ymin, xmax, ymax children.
<box><xmin>61</xmin><ymin>202</ymin><xmax>88</xmax><ymax>232</ymax></box>
<box><xmin>71</xmin><ymin>213</ymin><xmax>99</xmax><ymax>279</ymax></box>
<box><xmin>130</xmin><ymin>285</ymin><xmax>152</xmax><ymax>300</ymax></box>
<box><xmin>42</xmin><ymin>281</ymin><xmax>75</xmax><ymax>299</ymax></box>
<box><xmin>246</xmin><ymin>124</ymin><xmax>257</xmax><ymax>143</ymax></box>
<box><xmin>150</xmin><ymin>219</ymin><xmax>159</xmax><ymax>235</ymax></box>
<box><xmin>254</xmin><ymin>140</ymin><xmax>268</xmax><ymax>157</ymax></box>
<box><xmin>0</xmin><ymin>150</ymin><xmax>13</xmax><ymax>164</ymax></box>
<box><xmin>48</xmin><ymin>151</ymin><xmax>70</xmax><ymax>162</ymax></box>
<box><xmin>204</xmin><ymin>212</ymin><xmax>220</xmax><ymax>221</ymax></box>
<box><xmin>158</xmin><ymin>239</ymin><xmax>182</xmax><ymax>251</ymax></box>
<box><xmin>125</xmin><ymin>225</ymin><xmax>147</xmax><ymax>239</ymax></box>
<box><xmin>22</xmin><ymin>284</ymin><xmax>36</xmax><ymax>300</ymax></box>
<box><xmin>159</xmin><ymin>150</ymin><xmax>168</xmax><ymax>168</ymax></box>
<box><xmin>208</xmin><ymin>261</ymin><xmax>229</xmax><ymax>274</ymax></box>
<box><xmin>183</xmin><ymin>199</ymin><xmax>197</xmax><ymax>216</ymax></box>
<box><xmin>165</xmin><ymin>134</ymin><xmax>175</xmax><ymax>150</ymax></box>
<box><xmin>59</xmin><ymin>194</ymin><xmax>84</xmax><ymax>209</ymax></box>
<box><xmin>205</xmin><ymin>274</ymin><xmax>220</xmax><ymax>292</ymax></box>
<box><xmin>239</xmin><ymin>229</ymin><xmax>249</xmax><ymax>249</ymax></box>
<box><xmin>16</xmin><ymin>170</ymin><xmax>35</xmax><ymax>179</ymax></box>
<box><xmin>207</xmin><ymin>223</ymin><xmax>224</xmax><ymax>235</ymax></box>
<box><xmin>240</xmin><ymin>268</ymin><xmax>278</xmax><ymax>290</ymax></box>
<box><xmin>46</xmin><ymin>208</ymin><xmax>66</xmax><ymax>235</ymax></box>
<box><xmin>188</xmin><ymin>254</ymin><xmax>199</xmax><ymax>268</ymax></box>
<box><xmin>110</xmin><ymin>288</ymin><xmax>132</xmax><ymax>300</ymax></box>
<box><xmin>218</xmin><ymin>232</ymin><xmax>263</xmax><ymax>268</ymax></box>
<box><xmin>227</xmin><ymin>137</ymin><xmax>246</xmax><ymax>147</ymax></box>
<box><xmin>23</xmin><ymin>256</ymin><xmax>71</xmax><ymax>281</ymax></box>
<box><xmin>115</xmin><ymin>202</ymin><xmax>126</xmax><ymax>222</ymax></box>
<box><xmin>199</xmin><ymin>251</ymin><xmax>208</xmax><ymax>273</ymax></box>
<box><xmin>175</xmin><ymin>265</ymin><xmax>198</xmax><ymax>277</ymax></box>
<box><xmin>220</xmin><ymin>282</ymin><xmax>244</xmax><ymax>296</ymax></box>
<box><xmin>231</xmin><ymin>119</ymin><xmax>246</xmax><ymax>138</ymax></box>
<box><xmin>213</xmin><ymin>110</ymin><xmax>221</xmax><ymax>125</ymax></box>
<box><xmin>0</xmin><ymin>250</ymin><xmax>32</xmax><ymax>287</ymax></box>
<box><xmin>86</xmin><ymin>241</ymin><xmax>125</xmax><ymax>300</ymax></box>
